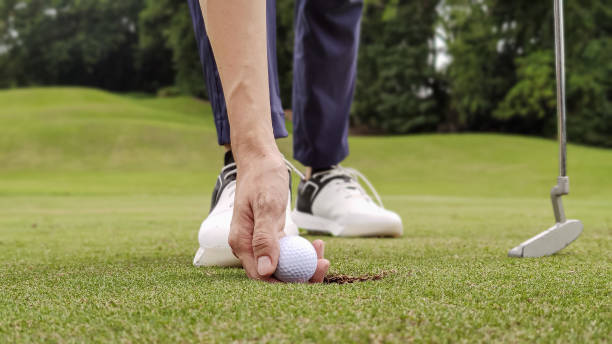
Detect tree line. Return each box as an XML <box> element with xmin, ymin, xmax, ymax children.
<box><xmin>1</xmin><ymin>0</ymin><xmax>610</xmax><ymax>147</ymax></box>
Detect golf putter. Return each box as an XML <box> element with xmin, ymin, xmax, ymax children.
<box><xmin>508</xmin><ymin>0</ymin><xmax>583</xmax><ymax>258</ymax></box>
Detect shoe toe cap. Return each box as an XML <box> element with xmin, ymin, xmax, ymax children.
<box><xmin>198</xmin><ymin>213</ymin><xmax>232</xmax><ymax>249</ymax></box>
<box><xmin>338</xmin><ymin>209</ymin><xmax>403</xmax><ymax>237</ymax></box>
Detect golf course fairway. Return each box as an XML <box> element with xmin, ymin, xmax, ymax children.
<box><xmin>1</xmin><ymin>88</ymin><xmax>610</xmax><ymax>342</ymax></box>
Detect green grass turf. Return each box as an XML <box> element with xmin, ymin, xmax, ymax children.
<box><xmin>0</xmin><ymin>87</ymin><xmax>610</xmax><ymax>343</ymax></box>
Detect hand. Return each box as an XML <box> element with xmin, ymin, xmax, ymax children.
<box><xmin>228</xmin><ymin>150</ymin><xmax>329</xmax><ymax>282</ymax></box>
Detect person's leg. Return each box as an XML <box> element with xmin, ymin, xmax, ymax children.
<box><xmin>290</xmin><ymin>0</ymin><xmax>403</xmax><ymax>238</ymax></box>
<box><xmin>186</xmin><ymin>0</ymin><xmax>287</xmax><ymax>146</ymax></box>
<box><xmin>292</xmin><ymin>0</ymin><xmax>363</xmax><ymax>169</ymax></box>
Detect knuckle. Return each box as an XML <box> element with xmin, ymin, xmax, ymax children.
<box><xmin>228</xmin><ymin>234</ymin><xmax>239</xmax><ymax>250</ymax></box>
<box><xmin>228</xmin><ymin>230</ymin><xmax>251</xmax><ymax>252</ymax></box>
<box><xmin>252</xmin><ymin>230</ymin><xmax>275</xmax><ymax>253</ymax></box>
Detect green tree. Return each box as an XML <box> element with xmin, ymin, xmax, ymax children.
<box><xmin>0</xmin><ymin>0</ymin><xmax>163</xmax><ymax>91</ymax></box>
<box><xmin>444</xmin><ymin>0</ymin><xmax>612</xmax><ymax>145</ymax></box>
<box><xmin>139</xmin><ymin>0</ymin><xmax>204</xmax><ymax>97</ymax></box>
<box><xmin>352</xmin><ymin>0</ymin><xmax>442</xmax><ymax>133</ymax></box>
<box><xmin>0</xmin><ymin>0</ymin><xmax>19</xmax><ymax>88</ymax></box>
<box><xmin>275</xmin><ymin>0</ymin><xmax>295</xmax><ymax>107</ymax></box>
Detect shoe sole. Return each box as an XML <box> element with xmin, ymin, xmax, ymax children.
<box><xmin>291</xmin><ymin>210</ymin><xmax>402</xmax><ymax>237</ymax></box>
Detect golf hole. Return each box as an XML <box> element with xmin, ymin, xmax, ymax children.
<box><xmin>323</xmin><ymin>270</ymin><xmax>397</xmax><ymax>284</ymax></box>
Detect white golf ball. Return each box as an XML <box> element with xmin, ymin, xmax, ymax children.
<box><xmin>274</xmin><ymin>236</ymin><xmax>318</xmax><ymax>283</ymax></box>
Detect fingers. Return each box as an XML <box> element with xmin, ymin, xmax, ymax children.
<box><xmin>226</xmin><ymin>152</ymin><xmax>290</xmax><ymax>281</ymax></box>
<box><xmin>251</xmin><ymin>189</ymin><xmax>286</xmax><ymax>277</ymax></box>
<box><xmin>229</xmin><ymin>226</ymin><xmax>259</xmax><ymax>280</ymax></box>
<box><xmin>251</xmin><ymin>227</ymin><xmax>280</xmax><ymax>276</ymax></box>
<box><xmin>228</xmin><ymin>194</ymin><xmax>264</xmax><ymax>280</ymax></box>
<box><xmin>309</xmin><ymin>240</ymin><xmax>329</xmax><ymax>283</ymax></box>
<box><xmin>312</xmin><ymin>239</ymin><xmax>325</xmax><ymax>259</ymax></box>
<box><xmin>309</xmin><ymin>258</ymin><xmax>330</xmax><ymax>283</ymax></box>
<box><xmin>229</xmin><ymin>191</ymin><xmax>285</xmax><ymax>279</ymax></box>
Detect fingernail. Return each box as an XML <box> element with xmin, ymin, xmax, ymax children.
<box><xmin>257</xmin><ymin>256</ymin><xmax>273</xmax><ymax>276</ymax></box>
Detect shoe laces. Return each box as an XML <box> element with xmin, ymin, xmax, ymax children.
<box><xmin>222</xmin><ymin>162</ymin><xmax>237</xmax><ymax>181</ymax></box>
<box><xmin>221</xmin><ymin>159</ymin><xmax>383</xmax><ymax>208</ymax></box>
<box><xmin>284</xmin><ymin>158</ymin><xmax>306</xmax><ymax>180</ymax></box>
<box><xmin>314</xmin><ymin>165</ymin><xmax>384</xmax><ymax>208</ymax></box>
<box><xmin>221</xmin><ymin>163</ymin><xmax>237</xmax><ymax>204</ymax></box>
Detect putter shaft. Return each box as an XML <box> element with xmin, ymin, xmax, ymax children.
<box><xmin>554</xmin><ymin>0</ymin><xmax>567</xmax><ymax>177</ymax></box>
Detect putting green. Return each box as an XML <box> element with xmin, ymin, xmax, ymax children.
<box><xmin>0</xmin><ymin>88</ymin><xmax>610</xmax><ymax>342</ymax></box>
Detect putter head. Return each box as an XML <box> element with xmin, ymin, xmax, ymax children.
<box><xmin>508</xmin><ymin>219</ymin><xmax>583</xmax><ymax>258</ymax></box>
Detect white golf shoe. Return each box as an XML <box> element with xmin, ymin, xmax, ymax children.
<box><xmin>193</xmin><ymin>153</ymin><xmax>298</xmax><ymax>267</ymax></box>
<box><xmin>291</xmin><ymin>166</ymin><xmax>403</xmax><ymax>237</ymax></box>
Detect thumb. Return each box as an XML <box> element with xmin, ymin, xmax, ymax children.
<box><xmin>251</xmin><ymin>220</ymin><xmax>282</xmax><ymax>277</ymax></box>
<box><xmin>252</xmin><ymin>207</ymin><xmax>285</xmax><ymax>276</ymax></box>
<box><xmin>250</xmin><ymin>182</ymin><xmax>287</xmax><ymax>278</ymax></box>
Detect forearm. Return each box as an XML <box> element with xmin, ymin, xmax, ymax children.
<box><xmin>199</xmin><ymin>0</ymin><xmax>277</xmax><ymax>161</ymax></box>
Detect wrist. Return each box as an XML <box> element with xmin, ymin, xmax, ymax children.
<box><xmin>231</xmin><ymin>129</ymin><xmax>280</xmax><ymax>165</ymax></box>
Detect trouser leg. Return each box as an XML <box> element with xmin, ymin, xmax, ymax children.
<box><xmin>292</xmin><ymin>0</ymin><xmax>363</xmax><ymax>168</ymax></box>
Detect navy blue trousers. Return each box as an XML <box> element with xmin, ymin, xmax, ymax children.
<box><xmin>187</xmin><ymin>0</ymin><xmax>362</xmax><ymax>168</ymax></box>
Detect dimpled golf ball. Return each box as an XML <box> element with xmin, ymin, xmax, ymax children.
<box><xmin>274</xmin><ymin>236</ymin><xmax>318</xmax><ymax>283</ymax></box>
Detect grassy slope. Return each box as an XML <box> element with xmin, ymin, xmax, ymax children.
<box><xmin>0</xmin><ymin>88</ymin><xmax>610</xmax><ymax>343</ymax></box>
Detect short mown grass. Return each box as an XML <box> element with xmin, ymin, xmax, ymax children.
<box><xmin>0</xmin><ymin>88</ymin><xmax>610</xmax><ymax>343</ymax></box>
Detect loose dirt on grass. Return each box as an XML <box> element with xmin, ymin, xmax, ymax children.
<box><xmin>323</xmin><ymin>270</ymin><xmax>398</xmax><ymax>284</ymax></box>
